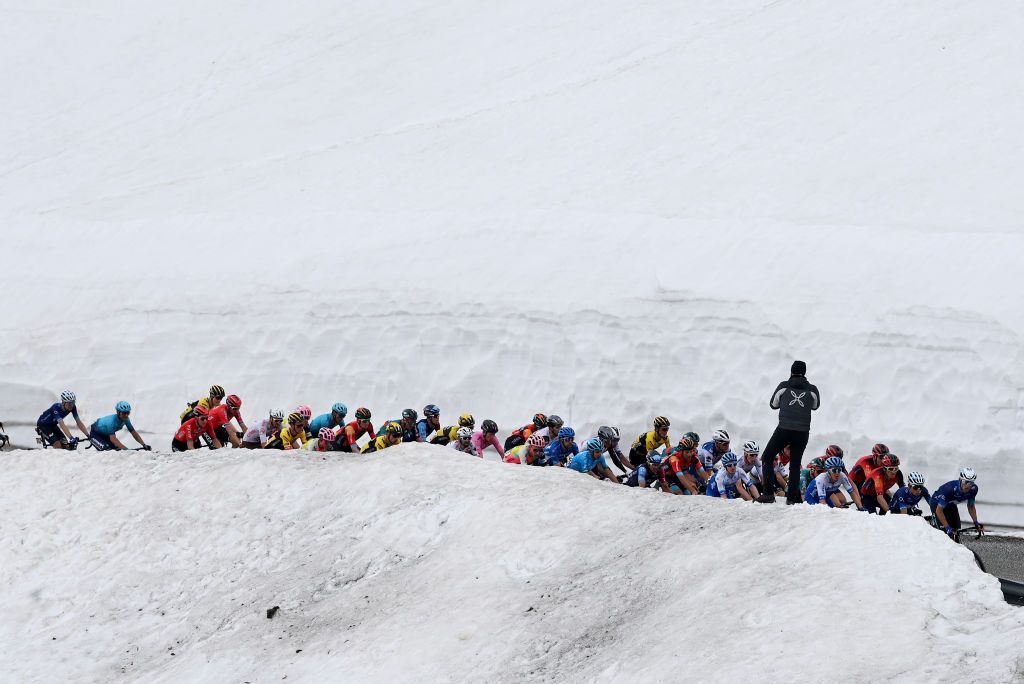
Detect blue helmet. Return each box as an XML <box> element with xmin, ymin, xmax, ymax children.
<box><xmin>720</xmin><ymin>453</ymin><xmax>738</xmax><ymax>466</ymax></box>
<box><xmin>115</xmin><ymin>401</ymin><xmax>132</xmax><ymax>414</ymax></box>
<box><xmin>824</xmin><ymin>456</ymin><xmax>844</xmax><ymax>471</ymax></box>
<box><xmin>647</xmin><ymin>450</ymin><xmax>664</xmax><ymax>466</ymax></box>
<box><xmin>558</xmin><ymin>426</ymin><xmax>575</xmax><ymax>440</ymax></box>
<box><xmin>423</xmin><ymin>404</ymin><xmax>440</xmax><ymax>417</ymax></box>
<box><xmin>332</xmin><ymin>403</ymin><xmax>348</xmax><ymax>416</ymax></box>
<box><xmin>586</xmin><ymin>437</ymin><xmax>603</xmax><ymax>452</ymax></box>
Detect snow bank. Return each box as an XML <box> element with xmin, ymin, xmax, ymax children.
<box><xmin>1</xmin><ymin>445</ymin><xmax>1022</xmax><ymax>683</ymax></box>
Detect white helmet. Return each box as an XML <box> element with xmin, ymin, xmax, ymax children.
<box><xmin>959</xmin><ymin>467</ymin><xmax>977</xmax><ymax>482</ymax></box>
<box><xmin>742</xmin><ymin>440</ymin><xmax>759</xmax><ymax>455</ymax></box>
<box><xmin>60</xmin><ymin>389</ymin><xmax>76</xmax><ymax>403</ymax></box>
<box><xmin>907</xmin><ymin>471</ymin><xmax>926</xmax><ymax>486</ymax></box>
<box><xmin>712</xmin><ymin>429</ymin><xmax>730</xmax><ymax>443</ymax></box>
<box><xmin>269</xmin><ymin>409</ymin><xmax>285</xmax><ymax>421</ymax></box>
<box><xmin>457</xmin><ymin>426</ymin><xmax>473</xmax><ymax>440</ymax></box>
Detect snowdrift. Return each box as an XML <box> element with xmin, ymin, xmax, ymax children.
<box><xmin>1</xmin><ymin>445</ymin><xmax>1021</xmax><ymax>683</ymax></box>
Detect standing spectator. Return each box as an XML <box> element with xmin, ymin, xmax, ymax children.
<box><xmin>756</xmin><ymin>360</ymin><xmax>820</xmax><ymax>504</ymax></box>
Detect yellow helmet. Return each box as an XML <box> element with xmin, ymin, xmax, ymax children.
<box><xmin>209</xmin><ymin>384</ymin><xmax>226</xmax><ymax>398</ymax></box>
<box><xmin>458</xmin><ymin>413</ymin><xmax>475</xmax><ymax>428</ymax></box>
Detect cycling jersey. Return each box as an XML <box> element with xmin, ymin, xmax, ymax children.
<box><xmin>361</xmin><ymin>435</ymin><xmax>399</xmax><ymax>454</ymax></box>
<box><xmin>890</xmin><ymin>485</ymin><xmax>931</xmax><ymax>512</ymax></box>
<box><xmin>568</xmin><ymin>450</ymin><xmax>608</xmax><ymax>474</ymax></box>
<box><xmin>930</xmin><ymin>481</ymin><xmax>978</xmax><ymax>508</ymax></box>
<box><xmin>92</xmin><ymin>414</ymin><xmax>133</xmax><ymax>436</ymax></box>
<box><xmin>242</xmin><ymin>419</ymin><xmax>279</xmax><ymax>445</ymax></box>
<box><xmin>430</xmin><ymin>425</ymin><xmax>460</xmax><ymax>445</ymax></box>
<box><xmin>278</xmin><ymin>424</ymin><xmax>306</xmax><ymax>450</ymax></box>
<box><xmin>633</xmin><ymin>431</ymin><xmax>671</xmax><ymax>454</ymax></box>
<box><xmin>663</xmin><ymin>448</ymin><xmax>703</xmax><ymax>480</ymax></box>
<box><xmin>180</xmin><ymin>397</ymin><xmax>215</xmax><ymax>422</ymax></box>
<box><xmin>449</xmin><ymin>439</ymin><xmax>479</xmax><ymax>456</ymax></box>
<box><xmin>706</xmin><ymin>467</ymin><xmax>753</xmax><ymax>498</ymax></box>
<box><xmin>626</xmin><ymin>463</ymin><xmax>659</xmax><ymax>487</ymax></box>
<box><xmin>309</xmin><ymin>413</ymin><xmax>343</xmax><ymax>435</ymax></box>
<box><xmin>174</xmin><ymin>418</ymin><xmax>206</xmax><ymax>443</ymax></box>
<box><xmin>503</xmin><ymin>443</ymin><xmax>527</xmax><ymax>463</ymax></box>
<box><xmin>302</xmin><ymin>437</ymin><xmax>331</xmax><ymax>452</ymax></box>
<box><xmin>416</xmin><ymin>418</ymin><xmax>440</xmax><ymax>441</ymax></box>
<box><xmin>849</xmin><ymin>455</ymin><xmax>879</xmax><ymax>487</ymax></box>
<box><xmin>542</xmin><ymin>439</ymin><xmax>577</xmax><ymax>466</ymax></box>
<box><xmin>37</xmin><ymin>402</ymin><xmax>79</xmax><ymax>427</ymax></box>
<box><xmin>804</xmin><ymin>471</ymin><xmax>854</xmax><ymax>505</ymax></box>
<box><xmin>343</xmin><ymin>420</ymin><xmax>376</xmax><ymax>447</ymax></box>
<box><xmin>698</xmin><ymin>441</ymin><xmax>734</xmax><ymax>470</ymax></box>
<box><xmin>861</xmin><ymin>468</ymin><xmax>899</xmax><ymax>498</ymax></box>
<box><xmin>799</xmin><ymin>468</ymin><xmax>820</xmax><ymax>493</ymax></box>
<box><xmin>206</xmin><ymin>404</ymin><xmax>241</xmax><ymax>434</ymax></box>
<box><xmin>472</xmin><ymin>431</ymin><xmax>505</xmax><ymax>458</ymax></box>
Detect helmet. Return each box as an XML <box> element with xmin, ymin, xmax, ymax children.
<box><xmin>482</xmin><ymin>419</ymin><xmax>498</xmax><ymax>434</ymax></box>
<box><xmin>60</xmin><ymin>390</ymin><xmax>76</xmax><ymax>403</ymax></box>
<box><xmin>209</xmin><ymin>385</ymin><xmax>226</xmax><ymax>398</ymax></box>
<box><xmin>872</xmin><ymin>443</ymin><xmax>890</xmax><ymax>458</ymax></box>
<box><xmin>288</xmin><ymin>412</ymin><xmax>303</xmax><ymax>424</ymax></box>
<box><xmin>402</xmin><ymin>408</ymin><xmax>418</xmax><ymax>421</ymax></box>
<box><xmin>457</xmin><ymin>426</ymin><xmax>473</xmax><ymax>440</ymax></box>
<box><xmin>115</xmin><ymin>401</ymin><xmax>132</xmax><ymax>414</ymax></box>
<box><xmin>557</xmin><ymin>426</ymin><xmax>575</xmax><ymax>440</ymax></box>
<box><xmin>959</xmin><ymin>466</ymin><xmax>977</xmax><ymax>482</ymax></box>
<box><xmin>547</xmin><ymin>415</ymin><xmax>563</xmax><ymax>428</ymax></box>
<box><xmin>678</xmin><ymin>435</ymin><xmax>698</xmax><ymax>450</ymax></box>
<box><xmin>881</xmin><ymin>454</ymin><xmax>900</xmax><ymax>468</ymax></box>
<box><xmin>297</xmin><ymin>405</ymin><xmax>312</xmax><ymax>420</ymax></box>
<box><xmin>742</xmin><ymin>440</ymin><xmax>760</xmax><ymax>455</ymax></box>
<box><xmin>720</xmin><ymin>453</ymin><xmax>738</xmax><ymax>466</ymax></box>
<box><xmin>459</xmin><ymin>413</ymin><xmax>475</xmax><ymax>427</ymax></box>
<box><xmin>532</xmin><ymin>413</ymin><xmax>547</xmax><ymax>428</ymax></box>
<box><xmin>226</xmin><ymin>394</ymin><xmax>242</xmax><ymax>409</ymax></box>
<box><xmin>386</xmin><ymin>422</ymin><xmax>402</xmax><ymax>437</ymax></box>
<box><xmin>585</xmin><ymin>437</ymin><xmax>603</xmax><ymax>452</ymax></box>
<box><xmin>684</xmin><ymin>431</ymin><xmax>700</xmax><ymax>445</ymax></box>
<box><xmin>824</xmin><ymin>456</ymin><xmax>844</xmax><ymax>471</ymax></box>
<box><xmin>598</xmin><ymin>426</ymin><xmax>620</xmax><ymax>443</ymax></box>
<box><xmin>712</xmin><ymin>429</ymin><xmax>730</xmax><ymax>443</ymax></box>
<box><xmin>355</xmin><ymin>407</ymin><xmax>372</xmax><ymax>420</ymax></box>
<box><xmin>423</xmin><ymin>404</ymin><xmax>440</xmax><ymax>417</ymax></box>
<box><xmin>809</xmin><ymin>457</ymin><xmax>826</xmax><ymax>471</ymax></box>
<box><xmin>318</xmin><ymin>427</ymin><xmax>335</xmax><ymax>441</ymax></box>
<box><xmin>907</xmin><ymin>471</ymin><xmax>926</xmax><ymax>486</ymax></box>
<box><xmin>193</xmin><ymin>404</ymin><xmax>210</xmax><ymax>417</ymax></box>
<box><xmin>527</xmin><ymin>433</ymin><xmax>546</xmax><ymax>448</ymax></box>
<box><xmin>825</xmin><ymin>445</ymin><xmax>844</xmax><ymax>459</ymax></box>
<box><xmin>269</xmin><ymin>409</ymin><xmax>285</xmax><ymax>421</ymax></box>
<box><xmin>653</xmin><ymin>416</ymin><xmax>670</xmax><ymax>429</ymax></box>
<box><xmin>647</xmin><ymin>451</ymin><xmax>664</xmax><ymax>466</ymax></box>
<box><xmin>332</xmin><ymin>403</ymin><xmax>348</xmax><ymax>416</ymax></box>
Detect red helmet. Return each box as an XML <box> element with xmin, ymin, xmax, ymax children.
<box><xmin>824</xmin><ymin>444</ymin><xmax>844</xmax><ymax>459</ymax></box>
<box><xmin>194</xmin><ymin>404</ymin><xmax>210</xmax><ymax>417</ymax></box>
<box><xmin>872</xmin><ymin>443</ymin><xmax>890</xmax><ymax>458</ymax></box>
<box><xmin>226</xmin><ymin>394</ymin><xmax>242</xmax><ymax>409</ymax></box>
<box><xmin>881</xmin><ymin>454</ymin><xmax>900</xmax><ymax>468</ymax></box>
<box><xmin>532</xmin><ymin>413</ymin><xmax>547</xmax><ymax>429</ymax></box>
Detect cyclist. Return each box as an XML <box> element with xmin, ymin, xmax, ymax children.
<box><xmin>891</xmin><ymin>471</ymin><xmax>930</xmax><ymax>516</ymax></box>
<box><xmin>361</xmin><ymin>422</ymin><xmax>403</xmax><ymax>454</ymax></box>
<box><xmin>738</xmin><ymin>440</ymin><xmax>761</xmax><ymax>480</ymax></box>
<box><xmin>849</xmin><ymin>443</ymin><xmax>888</xmax><ymax>490</ymax></box>
<box><xmin>504</xmin><ymin>433</ymin><xmax>546</xmax><ymax>464</ymax></box>
<box><xmin>241</xmin><ymin>409</ymin><xmax>285</xmax><ymax>449</ymax></box>
<box><xmin>799</xmin><ymin>457</ymin><xmax>827</xmax><ymax>493</ymax></box>
<box><xmin>628</xmin><ymin>416</ymin><xmax>672</xmax><ymax>467</ymax></box>
<box><xmin>860</xmin><ymin>454</ymin><xmax>902</xmax><ymax>514</ymax></box>
<box><xmin>172</xmin><ymin>405</ymin><xmax>211</xmax><ymax>451</ymax></box>
<box><xmin>417</xmin><ymin>405</ymin><xmax>442</xmax><ymax>441</ymax></box>
<box><xmin>472</xmin><ymin>419</ymin><xmax>505</xmax><ymax>459</ymax></box>
<box><xmin>204</xmin><ymin>394</ymin><xmax>245</xmax><ymax>448</ymax></box>
<box><xmin>89</xmin><ymin>401</ymin><xmax>150</xmax><ymax>451</ymax></box>
<box><xmin>449</xmin><ymin>426</ymin><xmax>479</xmax><ymax>456</ymax></box>
<box><xmin>303</xmin><ymin>427</ymin><xmax>336</xmax><ymax>452</ymax></box>
<box><xmin>804</xmin><ymin>456</ymin><xmax>864</xmax><ymax>509</ymax></box>
<box><xmin>706</xmin><ymin>453</ymin><xmax>759</xmax><ymax>501</ymax></box>
<box><xmin>336</xmin><ymin>407</ymin><xmax>376</xmax><ymax>452</ymax></box>
<box><xmin>568</xmin><ymin>437</ymin><xmax>620</xmax><ymax>482</ymax></box>
<box><xmin>541</xmin><ymin>426</ymin><xmax>578</xmax><ymax>466</ymax></box>
<box><xmin>180</xmin><ymin>384</ymin><xmax>226</xmax><ymax>424</ymax></box>
<box><xmin>393</xmin><ymin>409</ymin><xmax>420</xmax><ymax>442</ymax></box>
<box><xmin>504</xmin><ymin>413</ymin><xmax>548</xmax><ymax>450</ymax></box>
<box><xmin>265</xmin><ymin>412</ymin><xmax>308</xmax><ymax>450</ymax></box>
<box><xmin>581</xmin><ymin>426</ymin><xmax>630</xmax><ymax>475</ymax></box>
<box><xmin>36</xmin><ymin>390</ymin><xmax>90</xmax><ymax>449</ymax></box>
<box><xmin>930</xmin><ymin>467</ymin><xmax>983</xmax><ymax>539</ymax></box>
<box><xmin>295</xmin><ymin>405</ymin><xmax>313</xmax><ymax>439</ymax></box>
<box><xmin>309</xmin><ymin>403</ymin><xmax>347</xmax><ymax>435</ymax></box>
<box><xmin>698</xmin><ymin>429</ymin><xmax>732</xmax><ymax>470</ymax></box>
<box><xmin>430</xmin><ymin>413</ymin><xmax>474</xmax><ymax>446</ymax></box>
<box><xmin>534</xmin><ymin>414</ymin><xmax>565</xmax><ymax>447</ymax></box>
<box><xmin>625</xmin><ymin>450</ymin><xmax>664</xmax><ymax>489</ymax></box>
<box><xmin>661</xmin><ymin>435</ymin><xmax>708</xmax><ymax>495</ymax></box>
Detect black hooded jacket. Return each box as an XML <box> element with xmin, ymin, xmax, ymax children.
<box><xmin>769</xmin><ymin>375</ymin><xmax>820</xmax><ymax>432</ymax></box>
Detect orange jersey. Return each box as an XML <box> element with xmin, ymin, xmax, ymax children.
<box><xmin>175</xmin><ymin>418</ymin><xmax>206</xmax><ymax>443</ymax></box>
<box><xmin>861</xmin><ymin>468</ymin><xmax>899</xmax><ymax>497</ymax></box>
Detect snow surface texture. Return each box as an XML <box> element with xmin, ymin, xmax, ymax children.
<box><xmin>2</xmin><ymin>446</ymin><xmax>1023</xmax><ymax>683</ymax></box>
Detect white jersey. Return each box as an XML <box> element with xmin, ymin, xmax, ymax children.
<box><xmin>449</xmin><ymin>440</ymin><xmax>478</xmax><ymax>456</ymax></box>
<box><xmin>814</xmin><ymin>471</ymin><xmax>854</xmax><ymax>498</ymax></box>
<box><xmin>713</xmin><ymin>466</ymin><xmax>752</xmax><ymax>492</ymax></box>
<box><xmin>242</xmin><ymin>418</ymin><xmax>276</xmax><ymax>444</ymax></box>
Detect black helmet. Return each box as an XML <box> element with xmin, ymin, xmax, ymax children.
<box><xmin>532</xmin><ymin>413</ymin><xmax>547</xmax><ymax>428</ymax></box>
<box><xmin>402</xmin><ymin>408</ymin><xmax>418</xmax><ymax>421</ymax></box>
<box><xmin>684</xmin><ymin>431</ymin><xmax>700</xmax><ymax>445</ymax></box>
<box><xmin>653</xmin><ymin>416</ymin><xmax>670</xmax><ymax>430</ymax></box>
<box><xmin>482</xmin><ymin>419</ymin><xmax>498</xmax><ymax>434</ymax></box>
<box><xmin>355</xmin><ymin>407</ymin><xmax>372</xmax><ymax>420</ymax></box>
<box><xmin>547</xmin><ymin>414</ymin><xmax>563</xmax><ymax>428</ymax></box>
<box><xmin>423</xmin><ymin>404</ymin><xmax>440</xmax><ymax>417</ymax></box>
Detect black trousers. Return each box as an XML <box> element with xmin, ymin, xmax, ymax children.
<box><xmin>760</xmin><ymin>427</ymin><xmax>809</xmax><ymax>502</ymax></box>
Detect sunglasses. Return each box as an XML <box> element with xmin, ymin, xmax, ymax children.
<box><xmin>197</xmin><ymin>416</ymin><xmax>208</xmax><ymax>421</ymax></box>
<box><xmin>884</xmin><ymin>467</ymin><xmax>898</xmax><ymax>473</ymax></box>
<box><xmin>910</xmin><ymin>485</ymin><xmax>922</xmax><ymax>491</ymax></box>
<box><xmin>657</xmin><ymin>427</ymin><xmax>669</xmax><ymax>433</ymax></box>
<box><xmin>724</xmin><ymin>463</ymin><xmax>737</xmax><ymax>469</ymax></box>
<box><xmin>828</xmin><ymin>467</ymin><xmax>843</xmax><ymax>474</ymax></box>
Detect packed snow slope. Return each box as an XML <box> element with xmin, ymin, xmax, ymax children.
<box><xmin>2</xmin><ymin>2</ymin><xmax>1024</xmax><ymax>495</ymax></box>
<box><xmin>1</xmin><ymin>445</ymin><xmax>1022</xmax><ymax>683</ymax></box>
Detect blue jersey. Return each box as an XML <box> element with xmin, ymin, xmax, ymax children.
<box><xmin>308</xmin><ymin>413</ymin><xmax>345</xmax><ymax>434</ymax></box>
<box><xmin>930</xmin><ymin>481</ymin><xmax>978</xmax><ymax>508</ymax></box>
<box><xmin>626</xmin><ymin>463</ymin><xmax>659</xmax><ymax>487</ymax></box>
<box><xmin>37</xmin><ymin>402</ymin><xmax>79</xmax><ymax>427</ymax></box>
<box><xmin>568</xmin><ymin>450</ymin><xmax>607</xmax><ymax>473</ymax></box>
<box><xmin>804</xmin><ymin>471</ymin><xmax>854</xmax><ymax>505</ymax></box>
<box><xmin>416</xmin><ymin>419</ymin><xmax>435</xmax><ymax>441</ymax></box>
<box><xmin>92</xmin><ymin>413</ymin><xmax>134</xmax><ymax>436</ymax></box>
<box><xmin>706</xmin><ymin>467</ymin><xmax>752</xmax><ymax>498</ymax></box>
<box><xmin>544</xmin><ymin>439</ymin><xmax>579</xmax><ymax>466</ymax></box>
<box><xmin>890</xmin><ymin>485</ymin><xmax>931</xmax><ymax>512</ymax></box>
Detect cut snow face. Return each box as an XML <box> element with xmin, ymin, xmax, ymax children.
<box><xmin>1</xmin><ymin>446</ymin><xmax>1022</xmax><ymax>683</ymax></box>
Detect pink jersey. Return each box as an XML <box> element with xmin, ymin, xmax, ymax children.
<box><xmin>471</xmin><ymin>430</ymin><xmax>505</xmax><ymax>458</ymax></box>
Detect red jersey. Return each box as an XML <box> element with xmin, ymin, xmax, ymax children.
<box><xmin>666</xmin><ymin>449</ymin><xmax>701</xmax><ymax>477</ymax></box>
<box><xmin>344</xmin><ymin>420</ymin><xmax>376</xmax><ymax>446</ymax></box>
<box><xmin>861</xmin><ymin>468</ymin><xmax>899</xmax><ymax>497</ymax></box>
<box><xmin>206</xmin><ymin>404</ymin><xmax>241</xmax><ymax>434</ymax></box>
<box><xmin>175</xmin><ymin>417</ymin><xmax>206</xmax><ymax>443</ymax></box>
<box><xmin>850</xmin><ymin>455</ymin><xmax>879</xmax><ymax>487</ymax></box>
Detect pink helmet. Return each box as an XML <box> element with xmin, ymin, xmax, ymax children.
<box><xmin>318</xmin><ymin>427</ymin><xmax>335</xmax><ymax>441</ymax></box>
<box><xmin>527</xmin><ymin>433</ymin><xmax>546</xmax><ymax>448</ymax></box>
<box><xmin>297</xmin><ymin>405</ymin><xmax>312</xmax><ymax>420</ymax></box>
